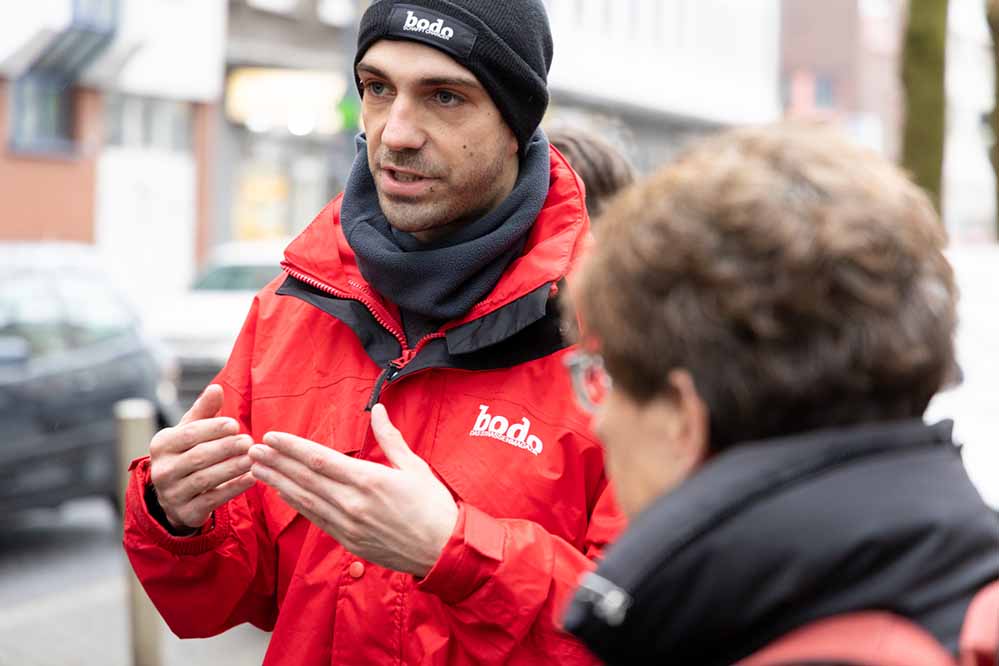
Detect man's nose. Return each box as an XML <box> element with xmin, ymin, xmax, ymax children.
<box><xmin>381</xmin><ymin>97</ymin><xmax>426</xmax><ymax>152</ymax></box>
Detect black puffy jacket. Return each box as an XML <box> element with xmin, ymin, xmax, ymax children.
<box><xmin>564</xmin><ymin>419</ymin><xmax>999</xmax><ymax>666</ymax></box>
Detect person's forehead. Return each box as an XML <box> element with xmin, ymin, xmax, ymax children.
<box><xmin>358</xmin><ymin>39</ymin><xmax>483</xmax><ymax>87</ymax></box>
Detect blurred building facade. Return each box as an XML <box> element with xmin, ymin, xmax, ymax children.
<box><xmin>944</xmin><ymin>0</ymin><xmax>996</xmax><ymax>242</ymax></box>
<box><xmin>215</xmin><ymin>0</ymin><xmax>782</xmax><ymax>245</ymax></box>
<box><xmin>0</xmin><ymin>0</ymin><xmax>228</xmax><ymax>304</ymax></box>
<box><xmin>545</xmin><ymin>0</ymin><xmax>782</xmax><ymax>172</ymax></box>
<box><xmin>782</xmin><ymin>0</ymin><xmax>997</xmax><ymax>242</ymax></box>
<box><xmin>216</xmin><ymin>0</ymin><xmax>359</xmax><ymax>245</ymax></box>
<box><xmin>8</xmin><ymin>0</ymin><xmax>988</xmax><ymax>291</ymax></box>
<box><xmin>782</xmin><ymin>0</ymin><xmax>904</xmax><ymax>157</ymax></box>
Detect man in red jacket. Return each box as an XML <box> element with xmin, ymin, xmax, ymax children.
<box><xmin>123</xmin><ymin>1</ymin><xmax>624</xmax><ymax>664</ymax></box>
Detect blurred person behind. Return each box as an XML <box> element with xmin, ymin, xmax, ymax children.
<box><xmin>548</xmin><ymin>125</ymin><xmax>636</xmax><ymax>221</ymax></box>
<box><xmin>561</xmin><ymin>124</ymin><xmax>999</xmax><ymax>666</ymax></box>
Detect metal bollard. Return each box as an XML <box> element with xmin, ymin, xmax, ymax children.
<box><xmin>115</xmin><ymin>398</ymin><xmax>163</xmax><ymax>666</ymax></box>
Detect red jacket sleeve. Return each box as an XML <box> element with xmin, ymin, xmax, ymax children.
<box><xmin>122</xmin><ymin>297</ymin><xmax>277</xmax><ymax>638</ymax></box>
<box><xmin>415</xmin><ymin>477</ymin><xmax>625</xmax><ymax>665</ymax></box>
<box><xmin>122</xmin><ymin>456</ymin><xmax>279</xmax><ymax>637</ymax></box>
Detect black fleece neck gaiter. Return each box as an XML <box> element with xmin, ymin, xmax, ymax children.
<box><xmin>340</xmin><ymin>129</ymin><xmax>550</xmax><ymax>323</ymax></box>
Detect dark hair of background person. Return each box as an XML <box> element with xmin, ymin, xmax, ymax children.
<box><xmin>548</xmin><ymin>126</ymin><xmax>637</xmax><ymax>220</ymax></box>
<box><xmin>571</xmin><ymin>123</ymin><xmax>958</xmax><ymax>451</ymax></box>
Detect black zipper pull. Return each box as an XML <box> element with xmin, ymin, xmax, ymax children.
<box><xmin>365</xmin><ymin>361</ymin><xmax>400</xmax><ymax>411</ymax></box>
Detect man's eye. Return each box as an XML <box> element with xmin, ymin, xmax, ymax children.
<box><xmin>434</xmin><ymin>91</ymin><xmax>462</xmax><ymax>106</ymax></box>
<box><xmin>366</xmin><ymin>81</ymin><xmax>388</xmax><ymax>96</ymax></box>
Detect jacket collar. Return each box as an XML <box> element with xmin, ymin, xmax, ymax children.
<box><xmin>281</xmin><ymin>147</ymin><xmax>589</xmax><ymax>340</ymax></box>
<box><xmin>566</xmin><ymin>420</ymin><xmax>998</xmax><ymax>665</ymax></box>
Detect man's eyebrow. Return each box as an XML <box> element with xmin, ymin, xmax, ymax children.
<box><xmin>419</xmin><ymin>76</ymin><xmax>481</xmax><ymax>90</ymax></box>
<box><xmin>356</xmin><ymin>62</ymin><xmax>387</xmax><ymax>78</ymax></box>
<box><xmin>356</xmin><ymin>63</ymin><xmax>481</xmax><ymax>91</ymax></box>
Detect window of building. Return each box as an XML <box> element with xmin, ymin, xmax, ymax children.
<box><xmin>75</xmin><ymin>0</ymin><xmax>118</xmax><ymax>26</ymax></box>
<box><xmin>9</xmin><ymin>0</ymin><xmax>117</xmax><ymax>155</ymax></box>
<box><xmin>10</xmin><ymin>76</ymin><xmax>75</xmax><ymax>154</ymax></box>
<box><xmin>626</xmin><ymin>0</ymin><xmax>642</xmax><ymax>39</ymax></box>
<box><xmin>815</xmin><ymin>75</ymin><xmax>836</xmax><ymax>109</ymax></box>
<box><xmin>105</xmin><ymin>94</ymin><xmax>193</xmax><ymax>153</ymax></box>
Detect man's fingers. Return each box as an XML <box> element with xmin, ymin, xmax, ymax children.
<box><xmin>175</xmin><ymin>434</ymin><xmax>253</xmax><ymax>476</ymax></box>
<box><xmin>170</xmin><ymin>454</ymin><xmax>254</xmax><ymax>505</ymax></box>
<box><xmin>249</xmin><ymin>443</ymin><xmax>362</xmax><ymax>504</ymax></box>
<box><xmin>179</xmin><ymin>384</ymin><xmax>225</xmax><ymax>426</ymax></box>
<box><xmin>159</xmin><ymin>417</ymin><xmax>241</xmax><ymax>455</ymax></box>
<box><xmin>370</xmin><ymin>404</ymin><xmax>419</xmax><ymax>470</ymax></box>
<box><xmin>259</xmin><ymin>432</ymin><xmax>367</xmax><ymax>483</ymax></box>
<box><xmin>192</xmin><ymin>471</ymin><xmax>257</xmax><ymax>515</ymax></box>
<box><xmin>250</xmin><ymin>463</ymin><xmax>355</xmax><ymax>539</ymax></box>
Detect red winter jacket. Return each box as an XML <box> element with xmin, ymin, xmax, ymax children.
<box><xmin>123</xmin><ymin>149</ymin><xmax>625</xmax><ymax>665</ymax></box>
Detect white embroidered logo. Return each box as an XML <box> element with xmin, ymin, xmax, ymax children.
<box><xmin>403</xmin><ymin>10</ymin><xmax>455</xmax><ymax>40</ymax></box>
<box><xmin>470</xmin><ymin>404</ymin><xmax>544</xmax><ymax>456</ymax></box>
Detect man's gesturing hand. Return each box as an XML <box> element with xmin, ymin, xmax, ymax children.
<box><xmin>248</xmin><ymin>403</ymin><xmax>459</xmax><ymax>577</ymax></box>
<box><xmin>148</xmin><ymin>384</ymin><xmax>255</xmax><ymax>533</ymax></box>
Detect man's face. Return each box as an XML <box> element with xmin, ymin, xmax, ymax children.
<box><xmin>356</xmin><ymin>40</ymin><xmax>520</xmax><ymax>241</ymax></box>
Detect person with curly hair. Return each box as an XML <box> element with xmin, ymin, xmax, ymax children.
<box><xmin>562</xmin><ymin>123</ymin><xmax>998</xmax><ymax>666</ymax></box>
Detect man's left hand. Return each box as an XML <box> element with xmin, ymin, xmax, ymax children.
<box><xmin>248</xmin><ymin>403</ymin><xmax>458</xmax><ymax>577</ymax></box>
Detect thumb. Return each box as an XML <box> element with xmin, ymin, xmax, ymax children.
<box><xmin>370</xmin><ymin>404</ymin><xmax>418</xmax><ymax>470</ymax></box>
<box><xmin>180</xmin><ymin>384</ymin><xmax>224</xmax><ymax>426</ymax></box>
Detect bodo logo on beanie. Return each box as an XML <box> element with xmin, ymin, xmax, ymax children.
<box><xmin>385</xmin><ymin>4</ymin><xmax>477</xmax><ymax>60</ymax></box>
<box><xmin>403</xmin><ymin>9</ymin><xmax>454</xmax><ymax>40</ymax></box>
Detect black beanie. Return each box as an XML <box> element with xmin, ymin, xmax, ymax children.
<box><xmin>355</xmin><ymin>0</ymin><xmax>554</xmax><ymax>155</ymax></box>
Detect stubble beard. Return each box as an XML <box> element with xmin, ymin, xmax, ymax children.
<box><xmin>377</xmin><ymin>150</ymin><xmax>510</xmax><ymax>236</ymax></box>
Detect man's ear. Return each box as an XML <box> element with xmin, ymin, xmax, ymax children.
<box><xmin>666</xmin><ymin>369</ymin><xmax>710</xmax><ymax>465</ymax></box>
<box><xmin>508</xmin><ymin>128</ymin><xmax>519</xmax><ymax>157</ymax></box>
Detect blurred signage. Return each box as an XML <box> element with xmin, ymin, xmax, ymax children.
<box><xmin>225</xmin><ymin>67</ymin><xmax>349</xmax><ymax>137</ymax></box>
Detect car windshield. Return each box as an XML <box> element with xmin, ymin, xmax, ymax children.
<box><xmin>192</xmin><ymin>265</ymin><xmax>280</xmax><ymax>291</ymax></box>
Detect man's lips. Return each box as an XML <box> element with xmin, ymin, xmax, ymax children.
<box><xmin>378</xmin><ymin>166</ymin><xmax>439</xmax><ymax>197</ymax></box>
<box><xmin>382</xmin><ymin>165</ymin><xmax>433</xmax><ymax>180</ymax></box>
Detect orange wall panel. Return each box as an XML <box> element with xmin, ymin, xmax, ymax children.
<box><xmin>0</xmin><ymin>79</ymin><xmax>101</xmax><ymax>243</ymax></box>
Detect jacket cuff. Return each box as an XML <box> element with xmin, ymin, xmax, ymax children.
<box><xmin>416</xmin><ymin>502</ymin><xmax>506</xmax><ymax>604</ymax></box>
<box><xmin>125</xmin><ymin>456</ymin><xmax>230</xmax><ymax>556</ymax></box>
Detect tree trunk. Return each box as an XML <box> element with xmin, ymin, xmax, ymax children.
<box><xmin>901</xmin><ymin>0</ymin><xmax>949</xmax><ymax>214</ymax></box>
<box><xmin>987</xmin><ymin>0</ymin><xmax>999</xmax><ymax>239</ymax></box>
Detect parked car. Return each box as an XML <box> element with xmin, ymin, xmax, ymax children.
<box><xmin>147</xmin><ymin>238</ymin><xmax>288</xmax><ymax>406</ymax></box>
<box><xmin>926</xmin><ymin>243</ymin><xmax>999</xmax><ymax>509</ymax></box>
<box><xmin>0</xmin><ymin>242</ymin><xmax>182</xmax><ymax>515</ymax></box>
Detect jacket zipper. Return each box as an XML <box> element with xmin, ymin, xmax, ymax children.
<box><xmin>365</xmin><ymin>361</ymin><xmax>402</xmax><ymax>411</ymax></box>
<box><xmin>364</xmin><ymin>331</ymin><xmax>446</xmax><ymax>410</ymax></box>
<box><xmin>359</xmin><ymin>331</ymin><xmax>446</xmax><ymax>461</ymax></box>
<box><xmin>282</xmin><ymin>266</ymin><xmax>453</xmax><ymax>409</ymax></box>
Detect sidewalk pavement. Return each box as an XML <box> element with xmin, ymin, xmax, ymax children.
<box><xmin>0</xmin><ymin>576</ymin><xmax>269</xmax><ymax>666</ymax></box>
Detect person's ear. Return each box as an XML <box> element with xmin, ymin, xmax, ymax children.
<box><xmin>666</xmin><ymin>369</ymin><xmax>710</xmax><ymax>465</ymax></box>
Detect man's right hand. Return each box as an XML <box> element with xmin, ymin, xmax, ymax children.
<box><xmin>148</xmin><ymin>384</ymin><xmax>256</xmax><ymax>533</ymax></box>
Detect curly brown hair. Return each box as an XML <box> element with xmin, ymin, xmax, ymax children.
<box><xmin>571</xmin><ymin>123</ymin><xmax>957</xmax><ymax>450</ymax></box>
